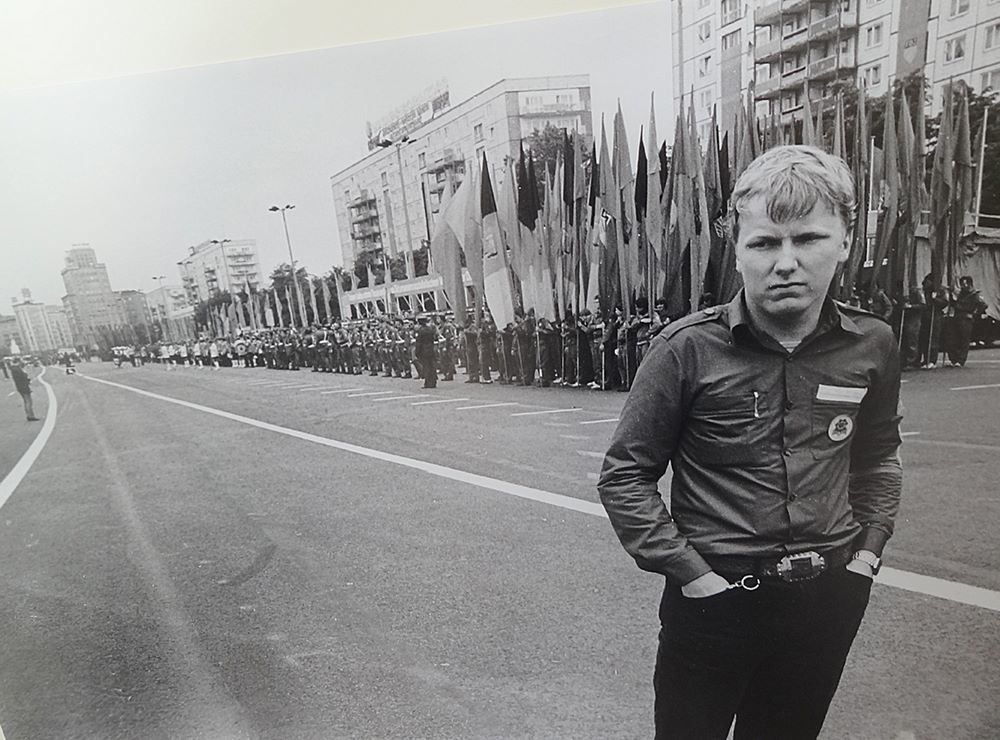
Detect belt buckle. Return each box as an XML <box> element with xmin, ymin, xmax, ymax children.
<box><xmin>776</xmin><ymin>551</ymin><xmax>827</xmax><ymax>582</ymax></box>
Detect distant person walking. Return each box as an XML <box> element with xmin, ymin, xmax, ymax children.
<box><xmin>9</xmin><ymin>358</ymin><xmax>39</xmax><ymax>421</ymax></box>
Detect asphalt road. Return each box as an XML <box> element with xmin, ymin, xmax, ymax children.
<box><xmin>0</xmin><ymin>354</ymin><xmax>998</xmax><ymax>739</ymax></box>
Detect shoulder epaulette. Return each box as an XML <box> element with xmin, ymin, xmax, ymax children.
<box><xmin>834</xmin><ymin>300</ymin><xmax>876</xmax><ymax>318</ymax></box>
<box><xmin>656</xmin><ymin>307</ymin><xmax>725</xmax><ymax>343</ymax></box>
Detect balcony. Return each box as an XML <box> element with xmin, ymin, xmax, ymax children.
<box><xmin>756</xmin><ymin>36</ymin><xmax>782</xmax><ymax>62</ymax></box>
<box><xmin>351</xmin><ymin>223</ymin><xmax>381</xmax><ymax>240</ymax></box>
<box><xmin>780</xmin><ymin>65</ymin><xmax>807</xmax><ymax>89</ymax></box>
<box><xmin>351</xmin><ymin>208</ymin><xmax>379</xmax><ymax>224</ymax></box>
<box><xmin>756</xmin><ymin>1</ymin><xmax>782</xmax><ymax>24</ymax></box>
<box><xmin>808</xmin><ymin>55</ymin><xmax>839</xmax><ymax>80</ymax></box>
<box><xmin>755</xmin><ymin>75</ymin><xmax>782</xmax><ymax>99</ymax></box>
<box><xmin>351</xmin><ymin>191</ymin><xmax>376</xmax><ymax>207</ymax></box>
<box><xmin>809</xmin><ymin>14</ymin><xmax>841</xmax><ymax>41</ymax></box>
<box><xmin>782</xmin><ymin>26</ymin><xmax>809</xmax><ymax>53</ymax></box>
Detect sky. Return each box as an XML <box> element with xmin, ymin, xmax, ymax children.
<box><xmin>0</xmin><ymin>1</ymin><xmax>673</xmax><ymax>307</ymax></box>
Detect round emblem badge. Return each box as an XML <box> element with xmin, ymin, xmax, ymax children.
<box><xmin>828</xmin><ymin>414</ymin><xmax>854</xmax><ymax>442</ymax></box>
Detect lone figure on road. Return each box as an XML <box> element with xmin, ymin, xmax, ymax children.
<box><xmin>9</xmin><ymin>358</ymin><xmax>40</xmax><ymax>422</ymax></box>
<box><xmin>598</xmin><ymin>145</ymin><xmax>903</xmax><ymax>739</ymax></box>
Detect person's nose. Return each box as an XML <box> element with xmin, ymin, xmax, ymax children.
<box><xmin>773</xmin><ymin>240</ymin><xmax>798</xmax><ymax>276</ymax></box>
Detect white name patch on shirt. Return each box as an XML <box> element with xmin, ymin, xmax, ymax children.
<box><xmin>815</xmin><ymin>384</ymin><xmax>868</xmax><ymax>404</ymax></box>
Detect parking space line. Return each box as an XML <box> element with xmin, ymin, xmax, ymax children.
<box><xmin>319</xmin><ymin>388</ymin><xmax>363</xmax><ymax>395</ymax></box>
<box><xmin>347</xmin><ymin>391</ymin><xmax>395</xmax><ymax>398</ymax></box>
<box><xmin>411</xmin><ymin>397</ymin><xmax>470</xmax><ymax>406</ymax></box>
<box><xmin>950</xmin><ymin>383</ymin><xmax>1000</xmax><ymax>391</ymax></box>
<box><xmin>372</xmin><ymin>394</ymin><xmax>429</xmax><ymax>402</ymax></box>
<box><xmin>576</xmin><ymin>450</ymin><xmax>604</xmax><ymax>459</ymax></box>
<box><xmin>579</xmin><ymin>418</ymin><xmax>619</xmax><ymax>425</ymax></box>
<box><xmin>454</xmin><ymin>402</ymin><xmax>520</xmax><ymax>411</ymax></box>
<box><xmin>511</xmin><ymin>408</ymin><xmax>581</xmax><ymax>417</ymax></box>
<box><xmin>298</xmin><ymin>387</ymin><xmax>325</xmax><ymax>392</ymax></box>
<box><xmin>900</xmin><ymin>432</ymin><xmax>921</xmax><ymax>437</ymax></box>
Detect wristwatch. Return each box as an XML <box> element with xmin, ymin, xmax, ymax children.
<box><xmin>851</xmin><ymin>550</ymin><xmax>882</xmax><ymax>575</ymax></box>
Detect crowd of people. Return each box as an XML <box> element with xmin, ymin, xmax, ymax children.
<box><xmin>108</xmin><ymin>275</ymin><xmax>991</xmax><ymax>390</ymax></box>
<box><xmin>854</xmin><ymin>274</ymin><xmax>990</xmax><ymax>369</ymax></box>
<box><xmin>110</xmin><ymin>297</ymin><xmax>674</xmax><ymax>391</ymax></box>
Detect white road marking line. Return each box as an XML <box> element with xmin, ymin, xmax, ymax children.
<box><xmin>455</xmin><ymin>402</ymin><xmax>520</xmax><ymax>411</ymax></box>
<box><xmin>544</xmin><ymin>422</ymin><xmax>572</xmax><ymax>427</ymax></box>
<box><xmin>0</xmin><ymin>368</ymin><xmax>57</xmax><ymax>511</ymax></box>
<box><xmin>879</xmin><ymin>567</ymin><xmax>1000</xmax><ymax>612</ymax></box>
<box><xmin>560</xmin><ymin>434</ymin><xmax>590</xmax><ymax>441</ymax></box>
<box><xmin>79</xmin><ymin>374</ymin><xmax>1000</xmax><ymax>613</ymax></box>
<box><xmin>319</xmin><ymin>388</ymin><xmax>363</xmax><ymax>395</ymax></box>
<box><xmin>411</xmin><ymin>397</ymin><xmax>470</xmax><ymax>406</ymax></box>
<box><xmin>346</xmin><ymin>391</ymin><xmax>395</xmax><ymax>398</ymax></box>
<box><xmin>297</xmin><ymin>387</ymin><xmax>325</xmax><ymax>392</ymax></box>
<box><xmin>576</xmin><ymin>450</ymin><xmax>605</xmax><ymax>459</ymax></box>
<box><xmin>5</xmin><ymin>391</ymin><xmax>13</xmax><ymax>397</ymax></box>
<box><xmin>950</xmin><ymin>383</ymin><xmax>1000</xmax><ymax>391</ymax></box>
<box><xmin>579</xmin><ymin>418</ymin><xmax>619</xmax><ymax>425</ymax></box>
<box><xmin>902</xmin><ymin>438</ymin><xmax>1000</xmax><ymax>452</ymax></box>
<box><xmin>900</xmin><ymin>432</ymin><xmax>921</xmax><ymax>437</ymax></box>
<box><xmin>587</xmin><ymin>473</ymin><xmax>600</xmax><ymax>481</ymax></box>
<box><xmin>511</xmin><ymin>408</ymin><xmax>581</xmax><ymax>417</ymax></box>
<box><xmin>372</xmin><ymin>394</ymin><xmax>429</xmax><ymax>402</ymax></box>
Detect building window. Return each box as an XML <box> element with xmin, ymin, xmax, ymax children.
<box><xmin>380</xmin><ymin>172</ymin><xmax>388</xmax><ymax>187</ymax></box>
<box><xmin>949</xmin><ymin>0</ymin><xmax>970</xmax><ymax>16</ymax></box>
<box><xmin>722</xmin><ymin>29</ymin><xmax>741</xmax><ymax>50</ymax></box>
<box><xmin>945</xmin><ymin>35</ymin><xmax>967</xmax><ymax>62</ymax></box>
<box><xmin>418</xmin><ymin>152</ymin><xmax>426</xmax><ymax>168</ymax></box>
<box><xmin>721</xmin><ymin>0</ymin><xmax>741</xmax><ymax>24</ymax></box>
<box><xmin>985</xmin><ymin>23</ymin><xmax>1000</xmax><ymax>51</ymax></box>
<box><xmin>698</xmin><ymin>55</ymin><xmax>712</xmax><ymax>78</ymax></box>
<box><xmin>699</xmin><ymin>89</ymin><xmax>714</xmax><ymax>114</ymax></box>
<box><xmin>863</xmin><ymin>64</ymin><xmax>882</xmax><ymax>87</ymax></box>
<box><xmin>982</xmin><ymin>68</ymin><xmax>1000</xmax><ymax>91</ymax></box>
<box><xmin>865</xmin><ymin>23</ymin><xmax>883</xmax><ymax>48</ymax></box>
<box><xmin>698</xmin><ymin>20</ymin><xmax>712</xmax><ymax>42</ymax></box>
<box><xmin>474</xmin><ymin>123</ymin><xmax>484</xmax><ymax>142</ymax></box>
<box><xmin>783</xmin><ymin>14</ymin><xmax>806</xmax><ymax>35</ymax></box>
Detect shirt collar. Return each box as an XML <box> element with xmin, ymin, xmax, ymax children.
<box><xmin>726</xmin><ymin>290</ymin><xmax>865</xmax><ymax>346</ymax></box>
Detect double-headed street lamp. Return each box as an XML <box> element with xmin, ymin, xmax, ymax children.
<box><xmin>269</xmin><ymin>204</ymin><xmax>305</xmax><ymax>327</ymax></box>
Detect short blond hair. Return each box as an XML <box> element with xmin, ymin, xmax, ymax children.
<box><xmin>729</xmin><ymin>145</ymin><xmax>856</xmax><ymax>240</ymax></box>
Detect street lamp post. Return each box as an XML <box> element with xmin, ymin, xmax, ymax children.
<box><xmin>269</xmin><ymin>204</ymin><xmax>304</xmax><ymax>328</ymax></box>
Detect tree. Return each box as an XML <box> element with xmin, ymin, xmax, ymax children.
<box><xmin>524</xmin><ymin>124</ymin><xmax>568</xmax><ymax>201</ymax></box>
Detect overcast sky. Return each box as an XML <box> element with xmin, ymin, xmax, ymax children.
<box><xmin>0</xmin><ymin>1</ymin><xmax>672</xmax><ymax>307</ymax></box>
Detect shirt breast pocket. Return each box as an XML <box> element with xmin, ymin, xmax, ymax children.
<box><xmin>686</xmin><ymin>393</ymin><xmax>767</xmax><ymax>466</ymax></box>
<box><xmin>811</xmin><ymin>401</ymin><xmax>861</xmax><ymax>459</ymax></box>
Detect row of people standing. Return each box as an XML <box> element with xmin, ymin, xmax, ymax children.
<box><xmin>862</xmin><ymin>275</ymin><xmax>990</xmax><ymax>369</ymax></box>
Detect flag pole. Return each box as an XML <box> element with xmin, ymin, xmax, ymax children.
<box><xmin>975</xmin><ymin>106</ymin><xmax>989</xmax><ymax>229</ymax></box>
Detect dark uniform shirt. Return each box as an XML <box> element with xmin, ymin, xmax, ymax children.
<box><xmin>598</xmin><ymin>292</ymin><xmax>903</xmax><ymax>584</ymax></box>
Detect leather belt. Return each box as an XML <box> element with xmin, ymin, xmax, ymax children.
<box><xmin>709</xmin><ymin>543</ymin><xmax>854</xmax><ymax>582</ymax></box>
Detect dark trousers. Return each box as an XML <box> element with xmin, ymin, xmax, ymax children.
<box><xmin>654</xmin><ymin>567</ymin><xmax>872</xmax><ymax>739</ymax></box>
<box><xmin>947</xmin><ymin>316</ymin><xmax>974</xmax><ymax>366</ymax></box>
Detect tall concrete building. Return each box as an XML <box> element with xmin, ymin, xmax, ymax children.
<box><xmin>330</xmin><ymin>75</ymin><xmax>593</xmax><ymax>317</ymax></box>
<box><xmin>177</xmin><ymin>239</ymin><xmax>262</xmax><ymax>306</ymax></box>
<box><xmin>672</xmin><ymin>0</ymin><xmax>1000</xmax><ymax>138</ymax></box>
<box><xmin>0</xmin><ymin>314</ymin><xmax>24</xmax><ymax>356</ymax></box>
<box><xmin>117</xmin><ymin>290</ymin><xmax>151</xmax><ymax>328</ymax></box>
<box><xmin>61</xmin><ymin>246</ymin><xmax>126</xmax><ymax>346</ymax></box>
<box><xmin>12</xmin><ymin>297</ymin><xmax>73</xmax><ymax>352</ymax></box>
